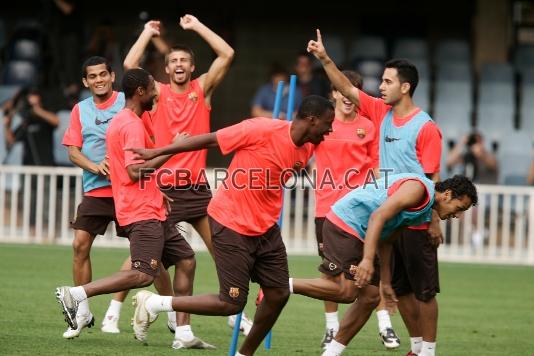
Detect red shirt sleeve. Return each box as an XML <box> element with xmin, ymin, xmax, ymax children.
<box><xmin>216</xmin><ymin>118</ymin><xmax>265</xmax><ymax>155</ymax></box>
<box><xmin>62</xmin><ymin>104</ymin><xmax>83</xmax><ymax>147</ymax></box>
<box><xmin>122</xmin><ymin>121</ymin><xmax>147</xmax><ymax>168</ymax></box>
<box><xmin>416</xmin><ymin>121</ymin><xmax>442</xmax><ymax>174</ymax></box>
<box><xmin>358</xmin><ymin>91</ymin><xmax>391</xmax><ymax>128</ymax></box>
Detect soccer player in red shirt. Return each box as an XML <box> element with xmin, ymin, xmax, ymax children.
<box><xmin>122</xmin><ymin>14</ymin><xmax>243</xmax><ymax>339</ymax></box>
<box><xmin>127</xmin><ymin>95</ymin><xmax>334</xmax><ymax>355</ymax></box>
<box><xmin>309</xmin><ymin>29</ymin><xmax>443</xmax><ymax>356</ymax></box>
<box><xmin>55</xmin><ymin>68</ymin><xmax>214</xmax><ymax>349</ymax></box>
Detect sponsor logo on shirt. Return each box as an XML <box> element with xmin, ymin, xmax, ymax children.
<box><xmin>356</xmin><ymin>128</ymin><xmax>366</xmax><ymax>138</ymax></box>
<box><xmin>229</xmin><ymin>287</ymin><xmax>240</xmax><ymax>299</ymax></box>
<box><xmin>385</xmin><ymin>135</ymin><xmax>400</xmax><ymax>142</ymax></box>
<box><xmin>95</xmin><ymin>116</ymin><xmax>113</xmax><ymax>125</ymax></box>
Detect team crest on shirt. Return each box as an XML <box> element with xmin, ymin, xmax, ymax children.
<box><xmin>356</xmin><ymin>128</ymin><xmax>366</xmax><ymax>138</ymax></box>
<box><xmin>188</xmin><ymin>92</ymin><xmax>198</xmax><ymax>102</ymax></box>
<box><xmin>229</xmin><ymin>287</ymin><xmax>240</xmax><ymax>299</ymax></box>
<box><xmin>150</xmin><ymin>259</ymin><xmax>159</xmax><ymax>270</ymax></box>
<box><xmin>293</xmin><ymin>161</ymin><xmax>303</xmax><ymax>171</ymax></box>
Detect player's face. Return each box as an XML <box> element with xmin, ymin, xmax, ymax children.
<box><xmin>165</xmin><ymin>50</ymin><xmax>195</xmax><ymax>85</ymax></box>
<box><xmin>140</xmin><ymin>77</ymin><xmax>157</xmax><ymax>112</ymax></box>
<box><xmin>435</xmin><ymin>191</ymin><xmax>472</xmax><ymax>220</ymax></box>
<box><xmin>332</xmin><ymin>90</ymin><xmax>356</xmax><ymax>116</ymax></box>
<box><xmin>83</xmin><ymin>64</ymin><xmax>114</xmax><ymax>97</ymax></box>
<box><xmin>308</xmin><ymin>110</ymin><xmax>334</xmax><ymax>144</ymax></box>
<box><xmin>379</xmin><ymin>68</ymin><xmax>402</xmax><ymax>105</ymax></box>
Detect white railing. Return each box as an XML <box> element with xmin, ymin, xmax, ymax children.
<box><xmin>1</xmin><ymin>165</ymin><xmax>533</xmax><ymax>265</ymax></box>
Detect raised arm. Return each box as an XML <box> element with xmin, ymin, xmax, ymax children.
<box><xmin>307</xmin><ymin>29</ymin><xmax>360</xmax><ymax>106</ymax></box>
<box><xmin>180</xmin><ymin>14</ymin><xmax>235</xmax><ymax>102</ymax></box>
<box><xmin>123</xmin><ymin>21</ymin><xmax>161</xmax><ymax>70</ymax></box>
<box><xmin>128</xmin><ymin>132</ymin><xmax>219</xmax><ymax>161</ymax></box>
<box><xmin>355</xmin><ymin>180</ymin><xmax>426</xmax><ymax>286</ymax></box>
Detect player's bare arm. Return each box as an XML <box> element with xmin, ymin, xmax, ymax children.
<box><xmin>308</xmin><ymin>29</ymin><xmax>360</xmax><ymax>106</ymax></box>
<box><xmin>355</xmin><ymin>180</ymin><xmax>427</xmax><ymax>286</ymax></box>
<box><xmin>67</xmin><ymin>146</ymin><xmax>108</xmax><ymax>176</ymax></box>
<box><xmin>180</xmin><ymin>14</ymin><xmax>235</xmax><ymax>103</ymax></box>
<box><xmin>128</xmin><ymin>132</ymin><xmax>219</xmax><ymax>161</ymax></box>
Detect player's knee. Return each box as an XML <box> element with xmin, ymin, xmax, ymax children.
<box><xmin>338</xmin><ymin>288</ymin><xmax>358</xmax><ymax>304</ymax></box>
<box><xmin>220</xmin><ymin>300</ymin><xmax>243</xmax><ymax>315</ymax></box>
<box><xmin>72</xmin><ymin>235</ymin><xmax>92</xmax><ymax>258</ymax></box>
<box><xmin>133</xmin><ymin>270</ymin><xmax>154</xmax><ymax>287</ymax></box>
<box><xmin>359</xmin><ymin>290</ymin><xmax>380</xmax><ymax>309</ymax></box>
<box><xmin>415</xmin><ymin>291</ymin><xmax>436</xmax><ymax>303</ymax></box>
<box><xmin>268</xmin><ymin>288</ymin><xmax>290</xmax><ymax>305</ymax></box>
<box><xmin>178</xmin><ymin>257</ymin><xmax>196</xmax><ymax>274</ymax></box>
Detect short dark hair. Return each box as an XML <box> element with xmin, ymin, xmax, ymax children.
<box><xmin>331</xmin><ymin>70</ymin><xmax>363</xmax><ymax>91</ymax></box>
<box><xmin>435</xmin><ymin>175</ymin><xmax>478</xmax><ymax>206</ymax></box>
<box><xmin>165</xmin><ymin>44</ymin><xmax>195</xmax><ymax>65</ymax></box>
<box><xmin>82</xmin><ymin>56</ymin><xmax>112</xmax><ymax>78</ymax></box>
<box><xmin>296</xmin><ymin>95</ymin><xmax>334</xmax><ymax>120</ymax></box>
<box><xmin>122</xmin><ymin>68</ymin><xmax>151</xmax><ymax>99</ymax></box>
<box><xmin>384</xmin><ymin>58</ymin><xmax>418</xmax><ymax>97</ymax></box>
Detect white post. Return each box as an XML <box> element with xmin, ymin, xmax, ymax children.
<box><xmin>527</xmin><ymin>190</ymin><xmax>534</xmax><ymax>265</ymax></box>
<box><xmin>22</xmin><ymin>173</ymin><xmax>31</xmax><ymax>242</ymax></box>
<box><xmin>48</xmin><ymin>174</ymin><xmax>57</xmax><ymax>242</ymax></box>
<box><xmin>35</xmin><ymin>174</ymin><xmax>45</xmax><ymax>243</ymax></box>
<box><xmin>501</xmin><ymin>193</ymin><xmax>511</xmax><ymax>260</ymax></box>
<box><xmin>60</xmin><ymin>174</ymin><xmax>70</xmax><ymax>243</ymax></box>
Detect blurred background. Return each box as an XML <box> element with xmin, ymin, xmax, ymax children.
<box><xmin>0</xmin><ymin>0</ymin><xmax>533</xmax><ymax>263</ymax></box>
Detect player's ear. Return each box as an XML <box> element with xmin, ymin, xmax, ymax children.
<box><xmin>82</xmin><ymin>78</ymin><xmax>89</xmax><ymax>88</ymax></box>
<box><xmin>401</xmin><ymin>82</ymin><xmax>411</xmax><ymax>95</ymax></box>
<box><xmin>110</xmin><ymin>71</ymin><xmax>116</xmax><ymax>84</ymax></box>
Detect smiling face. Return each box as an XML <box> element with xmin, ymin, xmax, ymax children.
<box><xmin>165</xmin><ymin>50</ymin><xmax>195</xmax><ymax>86</ymax></box>
<box><xmin>332</xmin><ymin>90</ymin><xmax>356</xmax><ymax>116</ymax></box>
<box><xmin>82</xmin><ymin>63</ymin><xmax>115</xmax><ymax>98</ymax></box>
<box><xmin>434</xmin><ymin>191</ymin><xmax>473</xmax><ymax>220</ymax></box>
<box><xmin>307</xmin><ymin>110</ymin><xmax>335</xmax><ymax>144</ymax></box>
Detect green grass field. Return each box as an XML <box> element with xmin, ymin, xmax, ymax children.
<box><xmin>0</xmin><ymin>243</ymin><xmax>533</xmax><ymax>355</ymax></box>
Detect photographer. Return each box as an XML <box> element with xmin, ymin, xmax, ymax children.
<box><xmin>3</xmin><ymin>87</ymin><xmax>59</xmax><ymax>166</ymax></box>
<box><xmin>446</xmin><ymin>132</ymin><xmax>498</xmax><ymax>184</ymax></box>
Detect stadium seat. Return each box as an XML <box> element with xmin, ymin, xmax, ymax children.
<box><xmin>476</xmin><ymin>107</ymin><xmax>515</xmax><ymax>142</ymax></box>
<box><xmin>354</xmin><ymin>59</ymin><xmax>383</xmax><ymax>78</ymax></box>
<box><xmin>2</xmin><ymin>60</ymin><xmax>38</xmax><ymax>86</ymax></box>
<box><xmin>435</xmin><ymin>39</ymin><xmax>471</xmax><ymax>66</ymax></box>
<box><xmin>520</xmin><ymin>69</ymin><xmax>534</xmax><ymax>135</ymax></box>
<box><xmin>497</xmin><ymin>130</ymin><xmax>533</xmax><ymax>185</ymax></box>
<box><xmin>320</xmin><ymin>34</ymin><xmax>346</xmax><ymax>66</ymax></box>
<box><xmin>481</xmin><ymin>63</ymin><xmax>514</xmax><ymax>83</ymax></box>
<box><xmin>8</xmin><ymin>39</ymin><xmax>41</xmax><ymax>64</ymax></box>
<box><xmin>0</xmin><ymin>85</ymin><xmax>21</xmax><ymax>105</ymax></box>
<box><xmin>434</xmin><ymin>106</ymin><xmax>472</xmax><ymax>140</ymax></box>
<box><xmin>54</xmin><ymin>110</ymin><xmax>73</xmax><ymax>166</ymax></box>
<box><xmin>414</xmin><ymin>78</ymin><xmax>430</xmax><ymax>112</ymax></box>
<box><xmin>349</xmin><ymin>35</ymin><xmax>386</xmax><ymax>62</ymax></box>
<box><xmin>362</xmin><ymin>76</ymin><xmax>380</xmax><ymax>96</ymax></box>
<box><xmin>514</xmin><ymin>44</ymin><xmax>534</xmax><ymax>75</ymax></box>
<box><xmin>392</xmin><ymin>38</ymin><xmax>429</xmax><ymax>62</ymax></box>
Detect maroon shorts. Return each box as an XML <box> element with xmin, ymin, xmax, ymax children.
<box><xmin>71</xmin><ymin>196</ymin><xmax>127</xmax><ymax>237</ymax></box>
<box><xmin>208</xmin><ymin>215</ymin><xmax>289</xmax><ymax>306</ymax></box>
<box><xmin>161</xmin><ymin>184</ymin><xmax>212</xmax><ymax>225</ymax></box>
<box><xmin>315</xmin><ymin>217</ymin><xmax>326</xmax><ymax>258</ymax></box>
<box><xmin>318</xmin><ymin>219</ymin><xmax>380</xmax><ymax>287</ymax></box>
<box><xmin>124</xmin><ymin>219</ymin><xmax>195</xmax><ymax>277</ymax></box>
<box><xmin>392</xmin><ymin>228</ymin><xmax>440</xmax><ymax>302</ymax></box>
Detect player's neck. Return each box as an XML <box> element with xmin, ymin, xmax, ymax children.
<box><xmin>124</xmin><ymin>101</ymin><xmax>142</xmax><ymax>117</ymax></box>
<box><xmin>392</xmin><ymin>96</ymin><xmax>417</xmax><ymax>118</ymax></box>
<box><xmin>335</xmin><ymin>109</ymin><xmax>357</xmax><ymax>122</ymax></box>
<box><xmin>92</xmin><ymin>90</ymin><xmax>113</xmax><ymax>105</ymax></box>
<box><xmin>170</xmin><ymin>80</ymin><xmax>192</xmax><ymax>94</ymax></box>
<box><xmin>289</xmin><ymin>120</ymin><xmax>307</xmax><ymax>146</ymax></box>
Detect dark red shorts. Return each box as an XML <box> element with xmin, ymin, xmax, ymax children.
<box><xmin>124</xmin><ymin>219</ymin><xmax>195</xmax><ymax>277</ymax></box>
<box><xmin>209</xmin><ymin>215</ymin><xmax>289</xmax><ymax>306</ymax></box>
<box><xmin>392</xmin><ymin>228</ymin><xmax>440</xmax><ymax>302</ymax></box>
<box><xmin>71</xmin><ymin>196</ymin><xmax>126</xmax><ymax>237</ymax></box>
<box><xmin>161</xmin><ymin>184</ymin><xmax>212</xmax><ymax>225</ymax></box>
<box><xmin>318</xmin><ymin>218</ymin><xmax>380</xmax><ymax>287</ymax></box>
<box><xmin>315</xmin><ymin>217</ymin><xmax>326</xmax><ymax>258</ymax></box>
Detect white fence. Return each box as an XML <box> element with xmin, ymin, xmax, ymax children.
<box><xmin>1</xmin><ymin>165</ymin><xmax>534</xmax><ymax>265</ymax></box>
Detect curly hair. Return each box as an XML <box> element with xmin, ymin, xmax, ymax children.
<box><xmin>435</xmin><ymin>175</ymin><xmax>478</xmax><ymax>206</ymax></box>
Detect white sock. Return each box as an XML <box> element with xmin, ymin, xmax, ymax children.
<box><xmin>175</xmin><ymin>324</ymin><xmax>195</xmax><ymax>342</ymax></box>
<box><xmin>69</xmin><ymin>286</ymin><xmax>87</xmax><ymax>302</ymax></box>
<box><xmin>411</xmin><ymin>336</ymin><xmax>423</xmax><ymax>354</ymax></box>
<box><xmin>167</xmin><ymin>311</ymin><xmax>176</xmax><ymax>326</ymax></box>
<box><xmin>376</xmin><ymin>309</ymin><xmax>392</xmax><ymax>332</ymax></box>
<box><xmin>235</xmin><ymin>352</ymin><xmax>246</xmax><ymax>356</ymax></box>
<box><xmin>145</xmin><ymin>295</ymin><xmax>173</xmax><ymax>314</ymax></box>
<box><xmin>323</xmin><ymin>339</ymin><xmax>346</xmax><ymax>355</ymax></box>
<box><xmin>289</xmin><ymin>278</ymin><xmax>294</xmax><ymax>293</ymax></box>
<box><xmin>105</xmin><ymin>299</ymin><xmax>122</xmax><ymax>316</ymax></box>
<box><xmin>325</xmin><ymin>311</ymin><xmax>339</xmax><ymax>332</ymax></box>
<box><xmin>78</xmin><ymin>299</ymin><xmax>90</xmax><ymax>316</ymax></box>
<box><xmin>420</xmin><ymin>341</ymin><xmax>436</xmax><ymax>356</ymax></box>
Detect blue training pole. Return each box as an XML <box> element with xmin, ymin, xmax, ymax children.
<box><xmin>265</xmin><ymin>75</ymin><xmax>297</xmax><ymax>350</ymax></box>
<box><xmin>228</xmin><ymin>79</ymin><xmax>286</xmax><ymax>356</ymax></box>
